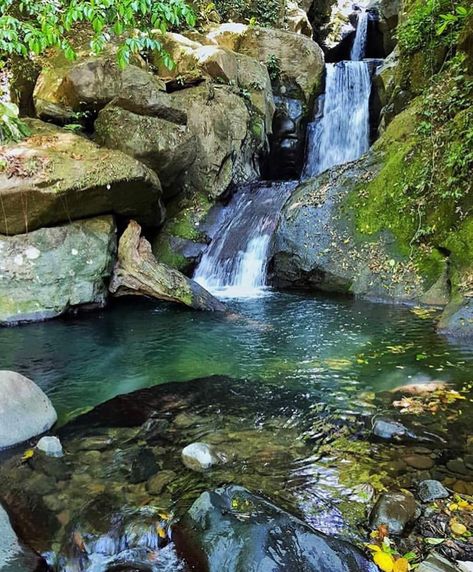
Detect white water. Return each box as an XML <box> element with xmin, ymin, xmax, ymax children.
<box><xmin>351</xmin><ymin>10</ymin><xmax>369</xmax><ymax>61</ymax></box>
<box><xmin>194</xmin><ymin>182</ymin><xmax>295</xmax><ymax>298</ymax></box>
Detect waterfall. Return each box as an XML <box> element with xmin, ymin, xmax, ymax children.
<box><xmin>303</xmin><ymin>61</ymin><xmax>371</xmax><ymax>178</ymax></box>
<box><xmin>194</xmin><ymin>181</ymin><xmax>295</xmax><ymax>298</ymax></box>
<box><xmin>351</xmin><ymin>10</ymin><xmax>369</xmax><ymax>61</ymax></box>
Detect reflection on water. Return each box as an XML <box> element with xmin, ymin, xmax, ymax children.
<box><xmin>0</xmin><ymin>292</ymin><xmax>472</xmax><ymax>423</ymax></box>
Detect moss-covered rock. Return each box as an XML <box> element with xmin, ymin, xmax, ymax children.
<box><xmin>0</xmin><ymin>216</ymin><xmax>116</xmax><ymax>325</ymax></box>
<box><xmin>0</xmin><ymin>120</ymin><xmax>164</xmax><ymax>235</ymax></box>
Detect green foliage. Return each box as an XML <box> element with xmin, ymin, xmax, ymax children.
<box><xmin>397</xmin><ymin>0</ymin><xmax>471</xmax><ymax>56</ymax></box>
<box><xmin>211</xmin><ymin>0</ymin><xmax>283</xmax><ymax>26</ymax></box>
<box><xmin>266</xmin><ymin>54</ymin><xmax>281</xmax><ymax>82</ymax></box>
<box><xmin>0</xmin><ymin>0</ymin><xmax>196</xmax><ymax>69</ymax></box>
<box><xmin>0</xmin><ymin>101</ymin><xmax>30</xmax><ymax>144</ymax></box>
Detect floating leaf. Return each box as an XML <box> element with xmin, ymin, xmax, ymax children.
<box><xmin>373</xmin><ymin>551</ymin><xmax>395</xmax><ymax>572</ymax></box>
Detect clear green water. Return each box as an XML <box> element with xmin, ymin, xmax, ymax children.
<box><xmin>0</xmin><ymin>292</ymin><xmax>472</xmax><ymax>423</ymax></box>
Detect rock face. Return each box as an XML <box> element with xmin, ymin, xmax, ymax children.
<box><xmin>0</xmin><ymin>216</ymin><xmax>116</xmax><ymax>325</ymax></box>
<box><xmin>438</xmin><ymin>298</ymin><xmax>473</xmax><ymax>339</ymax></box>
<box><xmin>0</xmin><ymin>504</ymin><xmax>48</xmax><ymax>572</ymax></box>
<box><xmin>369</xmin><ymin>491</ymin><xmax>417</xmax><ymax>535</ymax></box>
<box><xmin>0</xmin><ymin>121</ymin><xmax>164</xmax><ymax>235</ymax></box>
<box><xmin>175</xmin><ymin>485</ymin><xmax>377</xmax><ymax>572</ymax></box>
<box><xmin>33</xmin><ymin>54</ymin><xmax>166</xmax><ymax>123</ymax></box>
<box><xmin>109</xmin><ymin>220</ymin><xmax>226</xmax><ymax>312</ymax></box>
<box><xmin>0</xmin><ymin>371</ymin><xmax>57</xmax><ymax>449</ymax></box>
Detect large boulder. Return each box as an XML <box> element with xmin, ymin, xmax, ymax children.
<box><xmin>0</xmin><ymin>371</ymin><xmax>57</xmax><ymax>449</ymax></box>
<box><xmin>0</xmin><ymin>504</ymin><xmax>48</xmax><ymax>571</ymax></box>
<box><xmin>438</xmin><ymin>297</ymin><xmax>473</xmax><ymax>339</ymax></box>
<box><xmin>33</xmin><ymin>54</ymin><xmax>166</xmax><ymax>124</ymax></box>
<box><xmin>369</xmin><ymin>491</ymin><xmax>417</xmax><ymax>535</ymax></box>
<box><xmin>0</xmin><ymin>216</ymin><xmax>116</xmax><ymax>325</ymax></box>
<box><xmin>109</xmin><ymin>220</ymin><xmax>226</xmax><ymax>311</ymax></box>
<box><xmin>208</xmin><ymin>24</ymin><xmax>325</xmax><ymax>102</ymax></box>
<box><xmin>0</xmin><ymin>121</ymin><xmax>164</xmax><ymax>235</ymax></box>
<box><xmin>174</xmin><ymin>485</ymin><xmax>377</xmax><ymax>571</ymax></box>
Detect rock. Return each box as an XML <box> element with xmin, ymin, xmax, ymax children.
<box><xmin>36</xmin><ymin>437</ymin><xmax>63</xmax><ymax>458</ymax></box>
<box><xmin>208</xmin><ymin>24</ymin><xmax>325</xmax><ymax>101</ymax></box>
<box><xmin>0</xmin><ymin>371</ymin><xmax>57</xmax><ymax>449</ymax></box>
<box><xmin>285</xmin><ymin>0</ymin><xmax>313</xmax><ymax>36</ymax></box>
<box><xmin>174</xmin><ymin>485</ymin><xmax>377</xmax><ymax>571</ymax></box>
<box><xmin>129</xmin><ymin>448</ymin><xmax>158</xmax><ymax>484</ymax></box>
<box><xmin>391</xmin><ymin>381</ymin><xmax>446</xmax><ymax>395</ymax></box>
<box><xmin>146</xmin><ymin>470</ymin><xmax>176</xmax><ymax>495</ymax></box>
<box><xmin>34</xmin><ymin>54</ymin><xmax>166</xmax><ymax>123</ymax></box>
<box><xmin>95</xmin><ymin>104</ymin><xmax>198</xmax><ymax>199</ymax></box>
<box><xmin>109</xmin><ymin>220</ymin><xmax>226</xmax><ymax>312</ymax></box>
<box><xmin>181</xmin><ymin>443</ymin><xmax>222</xmax><ymax>471</ymax></box>
<box><xmin>417</xmin><ymin>553</ymin><xmax>462</xmax><ymax>572</ymax></box>
<box><xmin>0</xmin><ymin>120</ymin><xmax>164</xmax><ymax>235</ymax></box>
<box><xmin>369</xmin><ymin>491</ymin><xmax>417</xmax><ymax>535</ymax></box>
<box><xmin>447</xmin><ymin>459</ymin><xmax>469</xmax><ymax>476</ymax></box>
<box><xmin>458</xmin><ymin>563</ymin><xmax>473</xmax><ymax>572</ymax></box>
<box><xmin>372</xmin><ymin>418</ymin><xmax>417</xmax><ymax>442</ymax></box>
<box><xmin>438</xmin><ymin>298</ymin><xmax>473</xmax><ymax>339</ymax></box>
<box><xmin>404</xmin><ymin>454</ymin><xmax>434</xmax><ymax>470</ymax></box>
<box><xmin>417</xmin><ymin>480</ymin><xmax>450</xmax><ymax>502</ymax></box>
<box><xmin>0</xmin><ymin>505</ymin><xmax>48</xmax><ymax>572</ymax></box>
<box><xmin>0</xmin><ymin>216</ymin><xmax>116</xmax><ymax>325</ymax></box>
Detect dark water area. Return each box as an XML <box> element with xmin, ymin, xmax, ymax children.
<box><xmin>0</xmin><ymin>292</ymin><xmax>472</xmax><ymax>424</ymax></box>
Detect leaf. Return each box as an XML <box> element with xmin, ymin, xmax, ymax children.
<box><xmin>424</xmin><ymin>537</ymin><xmax>445</xmax><ymax>545</ymax></box>
<box><xmin>367</xmin><ymin>544</ymin><xmax>382</xmax><ymax>552</ymax></box>
<box><xmin>393</xmin><ymin>557</ymin><xmax>409</xmax><ymax>572</ymax></box>
<box><xmin>373</xmin><ymin>551</ymin><xmax>395</xmax><ymax>572</ymax></box>
<box><xmin>21</xmin><ymin>449</ymin><xmax>34</xmax><ymax>461</ymax></box>
<box><xmin>450</xmin><ymin>520</ymin><xmax>467</xmax><ymax>536</ymax></box>
<box><xmin>156</xmin><ymin>525</ymin><xmax>166</xmax><ymax>538</ymax></box>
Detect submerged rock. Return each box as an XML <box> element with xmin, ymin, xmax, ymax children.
<box><xmin>174</xmin><ymin>485</ymin><xmax>377</xmax><ymax>571</ymax></box>
<box><xmin>109</xmin><ymin>220</ymin><xmax>226</xmax><ymax>312</ymax></box>
<box><xmin>0</xmin><ymin>120</ymin><xmax>164</xmax><ymax>235</ymax></box>
<box><xmin>0</xmin><ymin>216</ymin><xmax>116</xmax><ymax>325</ymax></box>
<box><xmin>181</xmin><ymin>443</ymin><xmax>222</xmax><ymax>471</ymax></box>
<box><xmin>369</xmin><ymin>491</ymin><xmax>417</xmax><ymax>535</ymax></box>
<box><xmin>372</xmin><ymin>417</ymin><xmax>444</xmax><ymax>445</ymax></box>
<box><xmin>0</xmin><ymin>371</ymin><xmax>57</xmax><ymax>449</ymax></box>
<box><xmin>0</xmin><ymin>505</ymin><xmax>48</xmax><ymax>572</ymax></box>
<box><xmin>417</xmin><ymin>480</ymin><xmax>449</xmax><ymax>503</ymax></box>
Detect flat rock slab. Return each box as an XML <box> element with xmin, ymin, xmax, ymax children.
<box><xmin>0</xmin><ymin>216</ymin><xmax>116</xmax><ymax>325</ymax></box>
<box><xmin>0</xmin><ymin>120</ymin><xmax>164</xmax><ymax>235</ymax></box>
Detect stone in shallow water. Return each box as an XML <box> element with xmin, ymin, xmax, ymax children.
<box><xmin>146</xmin><ymin>470</ymin><xmax>176</xmax><ymax>495</ymax></box>
<box><xmin>0</xmin><ymin>370</ymin><xmax>57</xmax><ymax>449</ymax></box>
<box><xmin>417</xmin><ymin>480</ymin><xmax>449</xmax><ymax>502</ymax></box>
<box><xmin>36</xmin><ymin>436</ymin><xmax>63</xmax><ymax>458</ymax></box>
<box><xmin>174</xmin><ymin>485</ymin><xmax>377</xmax><ymax>572</ymax></box>
<box><xmin>404</xmin><ymin>454</ymin><xmax>434</xmax><ymax>470</ymax></box>
<box><xmin>181</xmin><ymin>442</ymin><xmax>222</xmax><ymax>471</ymax></box>
<box><xmin>369</xmin><ymin>491</ymin><xmax>417</xmax><ymax>535</ymax></box>
<box><xmin>417</xmin><ymin>553</ymin><xmax>462</xmax><ymax>571</ymax></box>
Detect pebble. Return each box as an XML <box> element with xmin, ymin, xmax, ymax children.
<box><xmin>36</xmin><ymin>436</ymin><xmax>63</xmax><ymax>457</ymax></box>
<box><xmin>182</xmin><ymin>442</ymin><xmax>223</xmax><ymax>471</ymax></box>
<box><xmin>405</xmin><ymin>454</ymin><xmax>434</xmax><ymax>470</ymax></box>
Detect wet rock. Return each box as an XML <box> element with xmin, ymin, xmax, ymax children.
<box><xmin>372</xmin><ymin>417</ymin><xmax>443</xmax><ymax>445</ymax></box>
<box><xmin>447</xmin><ymin>459</ymin><xmax>469</xmax><ymax>476</ymax></box>
<box><xmin>0</xmin><ymin>216</ymin><xmax>116</xmax><ymax>325</ymax></box>
<box><xmin>417</xmin><ymin>480</ymin><xmax>450</xmax><ymax>502</ymax></box>
<box><xmin>438</xmin><ymin>298</ymin><xmax>473</xmax><ymax>339</ymax></box>
<box><xmin>0</xmin><ymin>371</ymin><xmax>57</xmax><ymax>448</ymax></box>
<box><xmin>0</xmin><ymin>120</ymin><xmax>164</xmax><ymax>235</ymax></box>
<box><xmin>129</xmin><ymin>448</ymin><xmax>158</xmax><ymax>484</ymax></box>
<box><xmin>181</xmin><ymin>443</ymin><xmax>222</xmax><ymax>471</ymax></box>
<box><xmin>109</xmin><ymin>220</ymin><xmax>226</xmax><ymax>312</ymax></box>
<box><xmin>405</xmin><ymin>454</ymin><xmax>434</xmax><ymax>470</ymax></box>
<box><xmin>36</xmin><ymin>436</ymin><xmax>63</xmax><ymax>458</ymax></box>
<box><xmin>0</xmin><ymin>505</ymin><xmax>49</xmax><ymax>572</ymax></box>
<box><xmin>369</xmin><ymin>491</ymin><xmax>417</xmax><ymax>535</ymax></box>
<box><xmin>174</xmin><ymin>485</ymin><xmax>377</xmax><ymax>571</ymax></box>
<box><xmin>146</xmin><ymin>470</ymin><xmax>176</xmax><ymax>495</ymax></box>
<box><xmin>417</xmin><ymin>553</ymin><xmax>462</xmax><ymax>572</ymax></box>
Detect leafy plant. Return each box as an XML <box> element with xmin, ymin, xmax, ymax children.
<box><xmin>437</xmin><ymin>5</ymin><xmax>471</xmax><ymax>36</ymax></box>
<box><xmin>266</xmin><ymin>54</ymin><xmax>281</xmax><ymax>82</ymax></box>
<box><xmin>0</xmin><ymin>101</ymin><xmax>30</xmax><ymax>144</ymax></box>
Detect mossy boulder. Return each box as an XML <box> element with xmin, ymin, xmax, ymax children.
<box><xmin>0</xmin><ymin>120</ymin><xmax>164</xmax><ymax>235</ymax></box>
<box><xmin>33</xmin><ymin>54</ymin><xmax>165</xmax><ymax>124</ymax></box>
<box><xmin>0</xmin><ymin>216</ymin><xmax>116</xmax><ymax>325</ymax></box>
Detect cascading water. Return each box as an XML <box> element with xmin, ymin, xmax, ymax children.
<box><xmin>303</xmin><ymin>9</ymin><xmax>372</xmax><ymax>178</ymax></box>
<box><xmin>193</xmin><ymin>181</ymin><xmax>296</xmax><ymax>298</ymax></box>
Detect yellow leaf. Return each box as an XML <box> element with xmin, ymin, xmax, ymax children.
<box><xmin>21</xmin><ymin>449</ymin><xmax>34</xmax><ymax>461</ymax></box>
<box><xmin>367</xmin><ymin>544</ymin><xmax>382</xmax><ymax>552</ymax></box>
<box><xmin>393</xmin><ymin>558</ymin><xmax>409</xmax><ymax>572</ymax></box>
<box><xmin>373</xmin><ymin>551</ymin><xmax>395</xmax><ymax>572</ymax></box>
<box><xmin>448</xmin><ymin>503</ymin><xmax>459</xmax><ymax>511</ymax></box>
<box><xmin>450</xmin><ymin>521</ymin><xmax>467</xmax><ymax>536</ymax></box>
<box><xmin>156</xmin><ymin>525</ymin><xmax>167</xmax><ymax>539</ymax></box>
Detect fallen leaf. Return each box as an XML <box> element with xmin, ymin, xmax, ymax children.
<box><xmin>374</xmin><ymin>551</ymin><xmax>395</xmax><ymax>572</ymax></box>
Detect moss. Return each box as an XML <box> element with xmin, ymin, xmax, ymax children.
<box><xmin>153</xmin><ymin>238</ymin><xmax>188</xmax><ymax>270</ymax></box>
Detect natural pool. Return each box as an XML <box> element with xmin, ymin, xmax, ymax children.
<box><xmin>1</xmin><ymin>293</ymin><xmax>473</xmax><ymax>571</ymax></box>
<box><xmin>0</xmin><ymin>292</ymin><xmax>472</xmax><ymax>423</ymax></box>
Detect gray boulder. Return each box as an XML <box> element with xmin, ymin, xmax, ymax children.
<box><xmin>0</xmin><ymin>216</ymin><xmax>116</xmax><ymax>325</ymax></box>
<box><xmin>0</xmin><ymin>371</ymin><xmax>57</xmax><ymax>449</ymax></box>
<box><xmin>175</xmin><ymin>485</ymin><xmax>377</xmax><ymax>571</ymax></box>
<box><xmin>417</xmin><ymin>480</ymin><xmax>450</xmax><ymax>503</ymax></box>
<box><xmin>438</xmin><ymin>298</ymin><xmax>473</xmax><ymax>339</ymax></box>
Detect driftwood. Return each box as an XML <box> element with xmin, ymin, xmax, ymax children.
<box><xmin>109</xmin><ymin>220</ymin><xmax>226</xmax><ymax>312</ymax></box>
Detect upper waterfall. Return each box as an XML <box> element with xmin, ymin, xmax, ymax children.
<box><xmin>351</xmin><ymin>10</ymin><xmax>369</xmax><ymax>61</ymax></box>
